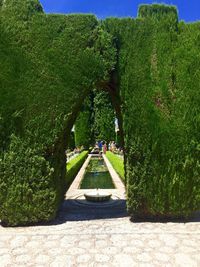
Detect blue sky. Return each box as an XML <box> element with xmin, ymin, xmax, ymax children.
<box><xmin>40</xmin><ymin>0</ymin><xmax>200</xmax><ymax>22</ymax></box>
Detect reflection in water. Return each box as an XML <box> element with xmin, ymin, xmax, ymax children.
<box><xmin>80</xmin><ymin>158</ymin><xmax>115</xmax><ymax>189</ymax></box>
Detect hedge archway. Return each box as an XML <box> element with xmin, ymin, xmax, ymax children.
<box><xmin>0</xmin><ymin>1</ymin><xmax>199</xmax><ymax>226</ymax></box>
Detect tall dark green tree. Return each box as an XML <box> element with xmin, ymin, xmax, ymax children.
<box><xmin>74</xmin><ymin>96</ymin><xmax>93</xmax><ymax>149</ymax></box>
<box><xmin>93</xmin><ymin>90</ymin><xmax>115</xmax><ymax>142</ymax></box>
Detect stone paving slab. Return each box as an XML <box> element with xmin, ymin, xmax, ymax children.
<box><xmin>0</xmin><ymin>230</ymin><xmax>199</xmax><ymax>266</ymax></box>
<box><xmin>0</xmin><ymin>203</ymin><xmax>200</xmax><ymax>266</ymax></box>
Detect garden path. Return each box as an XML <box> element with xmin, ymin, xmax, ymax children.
<box><xmin>0</xmin><ymin>197</ymin><xmax>199</xmax><ymax>266</ymax></box>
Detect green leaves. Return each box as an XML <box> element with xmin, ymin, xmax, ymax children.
<box><xmin>0</xmin><ymin>2</ymin><xmax>117</xmax><ymax>225</ymax></box>
<box><xmin>93</xmin><ymin>90</ymin><xmax>116</xmax><ymax>142</ymax></box>
<box><xmin>66</xmin><ymin>151</ymin><xmax>88</xmax><ymax>188</ymax></box>
<box><xmin>110</xmin><ymin>5</ymin><xmax>200</xmax><ymax>219</ymax></box>
<box><xmin>106</xmin><ymin>152</ymin><xmax>124</xmax><ymax>181</ymax></box>
<box><xmin>138</xmin><ymin>4</ymin><xmax>178</xmax><ymax>23</ymax></box>
<box><xmin>1</xmin><ymin>0</ymin><xmax>43</xmax><ymax>20</ymax></box>
<box><xmin>0</xmin><ymin>2</ymin><xmax>199</xmax><ymax>224</ymax></box>
<box><xmin>0</xmin><ymin>136</ymin><xmax>57</xmax><ymax>226</ymax></box>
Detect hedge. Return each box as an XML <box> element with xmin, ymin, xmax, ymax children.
<box><xmin>106</xmin><ymin>152</ymin><xmax>125</xmax><ymax>182</ymax></box>
<box><xmin>66</xmin><ymin>151</ymin><xmax>89</xmax><ymax>188</ymax></box>
<box><xmin>92</xmin><ymin>90</ymin><xmax>116</xmax><ymax>142</ymax></box>
<box><xmin>0</xmin><ymin>2</ymin><xmax>199</xmax><ymax>225</ymax></box>
<box><xmin>138</xmin><ymin>4</ymin><xmax>178</xmax><ymax>20</ymax></box>
<box><xmin>75</xmin><ymin>96</ymin><xmax>93</xmax><ymax>149</ymax></box>
<box><xmin>75</xmin><ymin>90</ymin><xmax>116</xmax><ymax>147</ymax></box>
<box><xmin>0</xmin><ymin>0</ymin><xmax>115</xmax><ymax>226</ymax></box>
<box><xmin>105</xmin><ymin>5</ymin><xmax>200</xmax><ymax>219</ymax></box>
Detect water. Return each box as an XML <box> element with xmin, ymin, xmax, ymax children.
<box><xmin>80</xmin><ymin>158</ymin><xmax>115</xmax><ymax>189</ymax></box>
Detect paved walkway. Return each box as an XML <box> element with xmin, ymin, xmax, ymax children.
<box><xmin>0</xmin><ymin>198</ymin><xmax>199</xmax><ymax>267</ymax></box>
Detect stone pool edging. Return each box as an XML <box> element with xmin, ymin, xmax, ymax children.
<box><xmin>66</xmin><ymin>154</ymin><xmax>126</xmax><ymax>201</ymax></box>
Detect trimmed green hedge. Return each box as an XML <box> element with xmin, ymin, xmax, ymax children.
<box><xmin>138</xmin><ymin>4</ymin><xmax>178</xmax><ymax>20</ymax></box>
<box><xmin>0</xmin><ymin>2</ymin><xmax>200</xmax><ymax>225</ymax></box>
<box><xmin>106</xmin><ymin>152</ymin><xmax>125</xmax><ymax>182</ymax></box>
<box><xmin>104</xmin><ymin>5</ymin><xmax>200</xmax><ymax>219</ymax></box>
<box><xmin>0</xmin><ymin>0</ymin><xmax>115</xmax><ymax>226</ymax></box>
<box><xmin>66</xmin><ymin>151</ymin><xmax>88</xmax><ymax>188</ymax></box>
<box><xmin>0</xmin><ymin>136</ymin><xmax>57</xmax><ymax>226</ymax></box>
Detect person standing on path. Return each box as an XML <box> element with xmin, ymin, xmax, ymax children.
<box><xmin>103</xmin><ymin>142</ymin><xmax>107</xmax><ymax>154</ymax></box>
<box><xmin>98</xmin><ymin>140</ymin><xmax>103</xmax><ymax>152</ymax></box>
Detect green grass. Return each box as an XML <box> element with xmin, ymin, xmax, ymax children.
<box><xmin>66</xmin><ymin>151</ymin><xmax>88</xmax><ymax>188</ymax></box>
<box><xmin>106</xmin><ymin>151</ymin><xmax>125</xmax><ymax>182</ymax></box>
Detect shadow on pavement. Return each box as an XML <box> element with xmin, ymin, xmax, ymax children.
<box><xmin>2</xmin><ymin>199</ymin><xmax>199</xmax><ymax>227</ymax></box>
<box><xmin>54</xmin><ymin>199</ymin><xmax>128</xmax><ymax>224</ymax></box>
<box><xmin>0</xmin><ymin>199</ymin><xmax>128</xmax><ymax>227</ymax></box>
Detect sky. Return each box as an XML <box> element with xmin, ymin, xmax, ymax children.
<box><xmin>39</xmin><ymin>0</ymin><xmax>200</xmax><ymax>22</ymax></box>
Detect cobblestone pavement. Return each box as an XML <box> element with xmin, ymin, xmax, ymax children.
<box><xmin>0</xmin><ymin>198</ymin><xmax>200</xmax><ymax>267</ymax></box>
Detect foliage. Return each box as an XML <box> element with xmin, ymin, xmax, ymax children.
<box><xmin>75</xmin><ymin>96</ymin><xmax>93</xmax><ymax>148</ymax></box>
<box><xmin>68</xmin><ymin>132</ymin><xmax>75</xmax><ymax>150</ymax></box>
<box><xmin>106</xmin><ymin>152</ymin><xmax>125</xmax><ymax>181</ymax></box>
<box><xmin>138</xmin><ymin>4</ymin><xmax>178</xmax><ymax>21</ymax></box>
<box><xmin>105</xmin><ymin>5</ymin><xmax>200</xmax><ymax>219</ymax></box>
<box><xmin>92</xmin><ymin>90</ymin><xmax>116</xmax><ymax>142</ymax></box>
<box><xmin>0</xmin><ymin>135</ymin><xmax>57</xmax><ymax>226</ymax></box>
<box><xmin>0</xmin><ymin>25</ymin><xmax>27</xmax><ymax>152</ymax></box>
<box><xmin>75</xmin><ymin>89</ymin><xmax>116</xmax><ymax>146</ymax></box>
<box><xmin>0</xmin><ymin>2</ymin><xmax>200</xmax><ymax>224</ymax></box>
<box><xmin>66</xmin><ymin>151</ymin><xmax>88</xmax><ymax>188</ymax></box>
<box><xmin>0</xmin><ymin>0</ymin><xmax>115</xmax><ymax>225</ymax></box>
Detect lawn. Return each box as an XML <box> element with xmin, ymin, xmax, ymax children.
<box><xmin>106</xmin><ymin>151</ymin><xmax>125</xmax><ymax>182</ymax></box>
<box><xmin>66</xmin><ymin>151</ymin><xmax>88</xmax><ymax>188</ymax></box>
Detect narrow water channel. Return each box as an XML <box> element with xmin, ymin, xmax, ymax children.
<box><xmin>80</xmin><ymin>158</ymin><xmax>115</xmax><ymax>189</ymax></box>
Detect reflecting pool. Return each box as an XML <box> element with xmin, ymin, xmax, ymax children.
<box><xmin>80</xmin><ymin>158</ymin><xmax>115</xmax><ymax>189</ymax></box>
